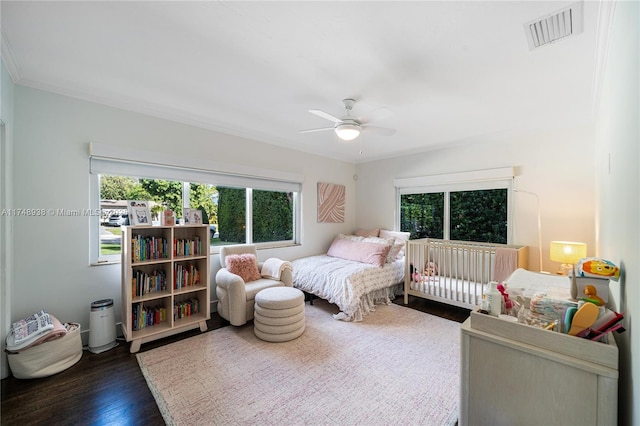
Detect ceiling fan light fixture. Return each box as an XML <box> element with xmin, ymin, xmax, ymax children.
<box><xmin>335</xmin><ymin>123</ymin><xmax>361</xmax><ymax>141</ymax></box>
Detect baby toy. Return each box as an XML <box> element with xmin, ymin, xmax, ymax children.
<box><xmin>582</xmin><ymin>284</ymin><xmax>605</xmax><ymax>306</ymax></box>
<box><xmin>577</xmin><ymin>258</ymin><xmax>620</xmax><ymax>281</ymax></box>
<box><xmin>423</xmin><ymin>262</ymin><xmax>438</xmax><ymax>280</ymax></box>
<box><xmin>496</xmin><ymin>283</ymin><xmax>513</xmax><ymax>311</ymax></box>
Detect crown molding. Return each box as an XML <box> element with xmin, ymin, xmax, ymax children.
<box><xmin>1</xmin><ymin>28</ymin><xmax>20</xmax><ymax>83</ymax></box>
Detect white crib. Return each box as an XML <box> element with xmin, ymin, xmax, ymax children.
<box><xmin>404</xmin><ymin>238</ymin><xmax>529</xmax><ymax>309</ymax></box>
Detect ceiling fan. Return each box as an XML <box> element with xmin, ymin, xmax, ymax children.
<box><xmin>300</xmin><ymin>98</ymin><xmax>396</xmax><ymax>142</ymax></box>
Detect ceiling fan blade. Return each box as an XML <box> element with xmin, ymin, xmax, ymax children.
<box><xmin>358</xmin><ymin>106</ymin><xmax>393</xmax><ymax>124</ymax></box>
<box><xmin>362</xmin><ymin>125</ymin><xmax>396</xmax><ymax>136</ymax></box>
<box><xmin>309</xmin><ymin>109</ymin><xmax>342</xmax><ymax>123</ymax></box>
<box><xmin>299</xmin><ymin>127</ymin><xmax>334</xmax><ymax>134</ymax></box>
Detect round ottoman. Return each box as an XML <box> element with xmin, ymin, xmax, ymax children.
<box><xmin>254</xmin><ymin>287</ymin><xmax>305</xmax><ymax>342</ymax></box>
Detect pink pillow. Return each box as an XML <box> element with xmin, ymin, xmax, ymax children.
<box><xmin>327</xmin><ymin>238</ymin><xmax>391</xmax><ymax>268</ymax></box>
<box><xmin>354</xmin><ymin>228</ymin><xmax>380</xmax><ymax>237</ymax></box>
<box><xmin>225</xmin><ymin>253</ymin><xmax>262</xmax><ymax>282</ymax></box>
<box><xmin>361</xmin><ymin>236</ymin><xmax>398</xmax><ymax>263</ymax></box>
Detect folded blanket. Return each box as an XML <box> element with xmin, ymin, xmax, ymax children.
<box><xmin>493</xmin><ymin>247</ymin><xmax>518</xmax><ymax>282</ymax></box>
<box><xmin>261</xmin><ymin>258</ymin><xmax>293</xmax><ymax>280</ymax></box>
<box><xmin>576</xmin><ymin>257</ymin><xmax>620</xmax><ymax>281</ymax></box>
<box><xmin>6</xmin><ymin>314</ymin><xmax>68</xmax><ymax>353</ymax></box>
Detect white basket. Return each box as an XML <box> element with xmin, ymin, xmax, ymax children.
<box><xmin>7</xmin><ymin>323</ymin><xmax>82</xmax><ymax>379</ymax></box>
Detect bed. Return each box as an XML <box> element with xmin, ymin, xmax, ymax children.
<box><xmin>292</xmin><ymin>230</ymin><xmax>408</xmax><ymax>321</ymax></box>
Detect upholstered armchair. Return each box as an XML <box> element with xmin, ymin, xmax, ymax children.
<box><xmin>215</xmin><ymin>244</ymin><xmax>293</xmax><ymax>326</ymax></box>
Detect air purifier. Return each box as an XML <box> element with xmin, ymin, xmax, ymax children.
<box><xmin>88</xmin><ymin>299</ymin><xmax>117</xmax><ymax>354</ymax></box>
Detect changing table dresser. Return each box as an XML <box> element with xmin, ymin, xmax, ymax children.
<box><xmin>460</xmin><ymin>310</ymin><xmax>618</xmax><ymax>425</ymax></box>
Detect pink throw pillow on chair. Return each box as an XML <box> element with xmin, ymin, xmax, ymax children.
<box><xmin>225</xmin><ymin>254</ymin><xmax>262</xmax><ymax>282</ymax></box>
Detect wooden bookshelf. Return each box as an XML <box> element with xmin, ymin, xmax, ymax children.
<box><xmin>121</xmin><ymin>224</ymin><xmax>210</xmax><ymax>353</ymax></box>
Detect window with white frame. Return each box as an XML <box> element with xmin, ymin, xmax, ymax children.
<box><xmin>395</xmin><ymin>168</ymin><xmax>514</xmax><ymax>244</ymax></box>
<box><xmin>89</xmin><ymin>144</ymin><xmax>302</xmax><ymax>264</ymax></box>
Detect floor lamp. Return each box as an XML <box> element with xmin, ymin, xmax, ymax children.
<box><xmin>513</xmin><ymin>189</ymin><xmax>544</xmax><ymax>273</ymax></box>
<box><xmin>549</xmin><ymin>240</ymin><xmax>587</xmax><ymax>300</ymax></box>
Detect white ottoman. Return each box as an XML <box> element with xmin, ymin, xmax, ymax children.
<box><xmin>254</xmin><ymin>287</ymin><xmax>305</xmax><ymax>342</ymax></box>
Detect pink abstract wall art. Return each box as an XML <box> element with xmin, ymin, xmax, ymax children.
<box><xmin>317</xmin><ymin>182</ymin><xmax>345</xmax><ymax>223</ymax></box>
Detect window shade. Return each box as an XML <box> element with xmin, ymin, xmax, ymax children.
<box><xmin>89</xmin><ymin>143</ymin><xmax>302</xmax><ymax>193</ymax></box>
<box><xmin>394</xmin><ymin>167</ymin><xmax>514</xmax><ymax>194</ymax></box>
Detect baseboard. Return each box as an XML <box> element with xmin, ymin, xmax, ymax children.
<box><xmin>79</xmin><ymin>303</ymin><xmax>218</xmax><ymax>347</ymax></box>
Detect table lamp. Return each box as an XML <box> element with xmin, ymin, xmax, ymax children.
<box><xmin>550</xmin><ymin>240</ymin><xmax>587</xmax><ymax>299</ymax></box>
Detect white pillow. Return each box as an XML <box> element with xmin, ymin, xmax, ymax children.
<box><xmin>379</xmin><ymin>230</ymin><xmax>411</xmax><ymax>258</ymax></box>
<box><xmin>338</xmin><ymin>233</ymin><xmax>365</xmax><ymax>242</ymax></box>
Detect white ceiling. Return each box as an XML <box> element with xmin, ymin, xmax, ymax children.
<box><xmin>1</xmin><ymin>1</ymin><xmax>605</xmax><ymax>163</ymax></box>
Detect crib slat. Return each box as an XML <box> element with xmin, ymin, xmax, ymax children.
<box><xmin>405</xmin><ymin>238</ymin><xmax>527</xmax><ymax>310</ymax></box>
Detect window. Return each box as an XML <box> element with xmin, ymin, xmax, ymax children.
<box><xmin>395</xmin><ymin>168</ymin><xmax>513</xmax><ymax>244</ymax></box>
<box><xmin>450</xmin><ymin>188</ymin><xmax>507</xmax><ymax>243</ymax></box>
<box><xmin>89</xmin><ymin>143</ymin><xmax>302</xmax><ymax>264</ymax></box>
<box><xmin>400</xmin><ymin>192</ymin><xmax>444</xmax><ymax>239</ymax></box>
<box><xmin>252</xmin><ymin>189</ymin><xmax>294</xmax><ymax>243</ymax></box>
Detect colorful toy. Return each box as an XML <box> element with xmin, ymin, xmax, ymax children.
<box><xmin>496</xmin><ymin>283</ymin><xmax>513</xmax><ymax>310</ymax></box>
<box><xmin>568</xmin><ymin>302</ymin><xmax>599</xmax><ymax>336</ymax></box>
<box><xmin>582</xmin><ymin>284</ymin><xmax>605</xmax><ymax>306</ymax></box>
<box><xmin>577</xmin><ymin>258</ymin><xmax>620</xmax><ymax>281</ymax></box>
<box><xmin>423</xmin><ymin>261</ymin><xmax>438</xmax><ymax>280</ymax></box>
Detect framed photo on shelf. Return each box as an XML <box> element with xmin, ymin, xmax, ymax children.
<box><xmin>161</xmin><ymin>209</ymin><xmax>176</xmax><ymax>226</ymax></box>
<box><xmin>189</xmin><ymin>209</ymin><xmax>203</xmax><ymax>225</ymax></box>
<box><xmin>182</xmin><ymin>208</ymin><xmax>192</xmax><ymax>225</ymax></box>
<box><xmin>127</xmin><ymin>200</ymin><xmax>152</xmax><ymax>226</ymax></box>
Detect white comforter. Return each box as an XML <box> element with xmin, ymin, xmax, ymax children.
<box><xmin>292</xmin><ymin>255</ymin><xmax>405</xmax><ymax>321</ymax></box>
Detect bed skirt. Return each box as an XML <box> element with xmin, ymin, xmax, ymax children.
<box><xmin>333</xmin><ymin>282</ymin><xmax>404</xmax><ymax>321</ymax></box>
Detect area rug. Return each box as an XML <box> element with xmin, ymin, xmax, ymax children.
<box><xmin>136</xmin><ymin>299</ymin><xmax>461</xmax><ymax>425</ymax></box>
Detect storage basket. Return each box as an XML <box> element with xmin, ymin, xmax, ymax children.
<box><xmin>7</xmin><ymin>323</ymin><xmax>82</xmax><ymax>379</ymax></box>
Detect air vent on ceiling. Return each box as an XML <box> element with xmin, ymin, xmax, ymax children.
<box><xmin>524</xmin><ymin>2</ymin><xmax>583</xmax><ymax>50</ymax></box>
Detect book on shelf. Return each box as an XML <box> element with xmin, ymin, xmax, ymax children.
<box><xmin>174</xmin><ymin>298</ymin><xmax>200</xmax><ymax>320</ymax></box>
<box><xmin>173</xmin><ymin>236</ymin><xmax>202</xmax><ymax>257</ymax></box>
<box><xmin>132</xmin><ymin>303</ymin><xmax>168</xmax><ymax>331</ymax></box>
<box><xmin>132</xmin><ymin>269</ymin><xmax>167</xmax><ymax>298</ymax></box>
<box><xmin>132</xmin><ymin>235</ymin><xmax>168</xmax><ymax>262</ymax></box>
<box><xmin>174</xmin><ymin>264</ymin><xmax>201</xmax><ymax>289</ymax></box>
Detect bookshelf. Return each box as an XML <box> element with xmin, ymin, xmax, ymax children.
<box><xmin>121</xmin><ymin>224</ymin><xmax>210</xmax><ymax>353</ymax></box>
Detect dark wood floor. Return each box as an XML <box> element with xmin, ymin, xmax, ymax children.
<box><xmin>394</xmin><ymin>295</ymin><xmax>471</xmax><ymax>323</ymax></box>
<box><xmin>1</xmin><ymin>296</ymin><xmax>469</xmax><ymax>426</ymax></box>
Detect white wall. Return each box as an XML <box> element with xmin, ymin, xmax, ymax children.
<box><xmin>355</xmin><ymin>124</ymin><xmax>596</xmax><ymax>273</ymax></box>
<box><xmin>354</xmin><ymin>3</ymin><xmax>639</xmax><ymax>422</ymax></box>
<box><xmin>11</xmin><ymin>86</ymin><xmax>356</xmax><ymax>344</ymax></box>
<box><xmin>1</xmin><ymin>59</ymin><xmax>16</xmax><ymax>379</ymax></box>
<box><xmin>595</xmin><ymin>2</ymin><xmax>639</xmax><ymax>424</ymax></box>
